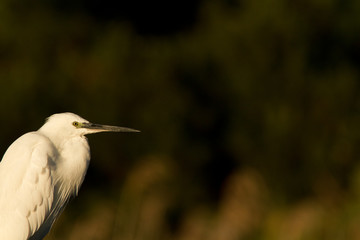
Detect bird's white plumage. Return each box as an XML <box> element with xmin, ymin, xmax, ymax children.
<box><xmin>0</xmin><ymin>113</ymin><xmax>139</xmax><ymax>240</ymax></box>
<box><xmin>0</xmin><ymin>133</ymin><xmax>56</xmax><ymax>239</ymax></box>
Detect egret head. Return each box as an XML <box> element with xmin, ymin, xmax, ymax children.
<box><xmin>39</xmin><ymin>113</ymin><xmax>140</xmax><ymax>139</ymax></box>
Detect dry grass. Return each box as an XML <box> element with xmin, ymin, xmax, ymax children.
<box><xmin>44</xmin><ymin>157</ymin><xmax>360</xmax><ymax>240</ymax></box>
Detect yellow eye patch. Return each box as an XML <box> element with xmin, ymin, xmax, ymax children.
<box><xmin>72</xmin><ymin>121</ymin><xmax>81</xmax><ymax>128</ymax></box>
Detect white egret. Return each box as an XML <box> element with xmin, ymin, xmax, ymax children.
<box><xmin>0</xmin><ymin>112</ymin><xmax>139</xmax><ymax>240</ymax></box>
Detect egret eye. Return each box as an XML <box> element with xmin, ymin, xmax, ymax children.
<box><xmin>72</xmin><ymin>121</ymin><xmax>80</xmax><ymax>128</ymax></box>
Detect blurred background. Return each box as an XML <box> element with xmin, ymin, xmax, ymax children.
<box><xmin>1</xmin><ymin>0</ymin><xmax>360</xmax><ymax>239</ymax></box>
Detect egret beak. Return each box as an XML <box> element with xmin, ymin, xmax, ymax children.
<box><xmin>82</xmin><ymin>122</ymin><xmax>140</xmax><ymax>133</ymax></box>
